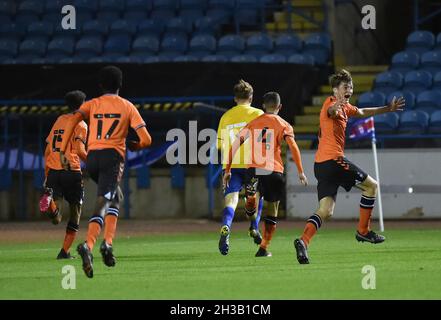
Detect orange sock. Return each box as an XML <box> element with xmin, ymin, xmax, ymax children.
<box><xmin>49</xmin><ymin>200</ymin><xmax>57</xmax><ymax>213</ymax></box>
<box><xmin>63</xmin><ymin>230</ymin><xmax>77</xmax><ymax>253</ymax></box>
<box><xmin>300</xmin><ymin>214</ymin><xmax>323</xmax><ymax>247</ymax></box>
<box><xmin>104</xmin><ymin>210</ymin><xmax>119</xmax><ymax>246</ymax></box>
<box><xmin>260</xmin><ymin>217</ymin><xmax>277</xmax><ymax>250</ymax></box>
<box><xmin>358</xmin><ymin>195</ymin><xmax>375</xmax><ymax>235</ymax></box>
<box><xmin>86</xmin><ymin>216</ymin><xmax>103</xmax><ymax>251</ymax></box>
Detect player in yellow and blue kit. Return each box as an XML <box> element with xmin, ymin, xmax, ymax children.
<box><xmin>216</xmin><ymin>79</ymin><xmax>264</xmax><ymax>255</ymax></box>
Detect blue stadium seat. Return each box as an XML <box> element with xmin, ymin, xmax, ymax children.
<box><xmin>436</xmin><ymin>32</ymin><xmax>441</xmax><ymax>51</ymax></box>
<box><xmin>0</xmin><ymin>14</ymin><xmax>12</xmax><ymax>24</ymax></box>
<box><xmin>0</xmin><ymin>39</ymin><xmax>18</xmax><ymax>58</ymax></box>
<box><xmin>287</xmin><ymin>53</ymin><xmax>314</xmax><ymax>65</ymax></box>
<box><xmin>150</xmin><ymin>0</ymin><xmax>177</xmax><ymax>20</ymax></box>
<box><xmin>157</xmin><ymin>52</ymin><xmax>181</xmax><ymax>61</ymax></box>
<box><xmin>188</xmin><ymin>34</ymin><xmax>216</xmax><ymax>58</ymax></box>
<box><xmin>398</xmin><ymin>110</ymin><xmax>429</xmax><ymax>134</ymax></box>
<box><xmin>160</xmin><ymin>33</ymin><xmax>188</xmax><ymax>55</ymax></box>
<box><xmin>110</xmin><ymin>20</ymin><xmax>137</xmax><ymax>37</ymax></box>
<box><xmin>415</xmin><ymin>90</ymin><xmax>441</xmax><ymax>110</ymax></box>
<box><xmin>74</xmin><ymin>0</ymin><xmax>98</xmax><ymax>12</ymax></box>
<box><xmin>75</xmin><ymin>35</ymin><xmax>103</xmax><ymax>58</ymax></box>
<box><xmin>99</xmin><ymin>0</ymin><xmax>125</xmax><ymax>12</ymax></box>
<box><xmin>82</xmin><ymin>20</ymin><xmax>109</xmax><ymax>37</ymax></box>
<box><xmin>387</xmin><ymin>91</ymin><xmax>416</xmax><ymax>110</ymax></box>
<box><xmin>53</xmin><ymin>21</ymin><xmax>82</xmax><ymax>38</ymax></box>
<box><xmin>374</xmin><ymin>71</ymin><xmax>404</xmax><ymax>95</ymax></box>
<box><xmin>150</xmin><ymin>9</ymin><xmax>175</xmax><ymax>20</ymax></box>
<box><xmin>14</xmin><ymin>12</ymin><xmax>40</xmax><ymax>25</ymax></box>
<box><xmin>274</xmin><ymin>33</ymin><xmax>302</xmax><ymax>57</ymax></box>
<box><xmin>235</xmin><ymin>0</ymin><xmax>264</xmax><ymax>26</ymax></box>
<box><xmin>115</xmin><ymin>56</ymin><xmax>137</xmax><ymax>63</ymax></box>
<box><xmin>126</xmin><ymin>0</ymin><xmax>152</xmax><ymax>11</ymax></box>
<box><xmin>17</xmin><ymin>0</ymin><xmax>44</xmax><ymax>15</ymax></box>
<box><xmin>201</xmin><ymin>54</ymin><xmax>228</xmax><ymax>62</ymax></box>
<box><xmin>165</xmin><ymin>17</ymin><xmax>193</xmax><ymax>36</ymax></box>
<box><xmin>357</xmin><ymin>91</ymin><xmax>386</xmax><ymax>108</ymax></box>
<box><xmin>19</xmin><ymin>38</ymin><xmax>47</xmax><ymax>58</ymax></box>
<box><xmin>420</xmin><ymin>51</ymin><xmax>441</xmax><ymax>76</ymax></box>
<box><xmin>406</xmin><ymin>30</ymin><xmax>435</xmax><ymax>54</ymax></box>
<box><xmin>373</xmin><ymin>113</ymin><xmax>399</xmax><ymax>134</ymax></box>
<box><xmin>207</xmin><ymin>0</ymin><xmax>235</xmax><ymax>24</ymax></box>
<box><xmin>45</xmin><ymin>0</ymin><xmax>69</xmax><ymax>13</ymax></box>
<box><xmin>153</xmin><ymin>0</ymin><xmax>178</xmax><ymax>10</ymax></box>
<box><xmin>96</xmin><ymin>10</ymin><xmax>120</xmax><ymax>23</ymax></box>
<box><xmin>143</xmin><ymin>55</ymin><xmax>168</xmax><ymax>63</ymax></box>
<box><xmin>103</xmin><ymin>35</ymin><xmax>131</xmax><ymax>56</ymax></box>
<box><xmin>46</xmin><ymin>36</ymin><xmax>75</xmax><ymax>58</ymax></box>
<box><xmin>303</xmin><ymin>33</ymin><xmax>331</xmax><ymax>65</ymax></box>
<box><xmin>230</xmin><ymin>54</ymin><xmax>258</xmax><ymax>63</ymax></box>
<box><xmin>194</xmin><ymin>16</ymin><xmax>220</xmax><ymax>36</ymax></box>
<box><xmin>0</xmin><ymin>23</ymin><xmax>27</xmax><ymax>41</ymax></box>
<box><xmin>403</xmin><ymin>70</ymin><xmax>432</xmax><ymax>94</ymax></box>
<box><xmin>259</xmin><ymin>53</ymin><xmax>286</xmax><ymax>63</ymax></box>
<box><xmin>0</xmin><ymin>0</ymin><xmax>15</xmax><ymax>23</ymax></box>
<box><xmin>174</xmin><ymin>55</ymin><xmax>199</xmax><ymax>62</ymax></box>
<box><xmin>132</xmin><ymin>35</ymin><xmax>159</xmax><ymax>55</ymax></box>
<box><xmin>428</xmin><ymin>110</ymin><xmax>441</xmax><ymax>133</ymax></box>
<box><xmin>179</xmin><ymin>9</ymin><xmax>204</xmax><ymax>22</ymax></box>
<box><xmin>123</xmin><ymin>9</ymin><xmax>148</xmax><ymax>22</ymax></box>
<box><xmin>27</xmin><ymin>21</ymin><xmax>53</xmax><ymax>39</ymax></box>
<box><xmin>138</xmin><ymin>19</ymin><xmax>165</xmax><ymax>37</ymax></box>
<box><xmin>390</xmin><ymin>51</ymin><xmax>419</xmax><ymax>74</ymax></box>
<box><xmin>433</xmin><ymin>71</ymin><xmax>441</xmax><ymax>90</ymax></box>
<box><xmin>217</xmin><ymin>34</ymin><xmax>245</xmax><ymax>58</ymax></box>
<box><xmin>245</xmin><ymin>34</ymin><xmax>273</xmax><ymax>58</ymax></box>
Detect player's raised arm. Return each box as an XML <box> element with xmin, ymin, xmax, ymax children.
<box><xmin>354</xmin><ymin>96</ymin><xmax>405</xmax><ymax>118</ymax></box>
<box><xmin>128</xmin><ymin>126</ymin><xmax>152</xmax><ymax>151</ymax></box>
<box><xmin>285</xmin><ymin>135</ymin><xmax>308</xmax><ymax>186</ymax></box>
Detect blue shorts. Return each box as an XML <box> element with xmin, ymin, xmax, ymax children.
<box><xmin>224</xmin><ymin>168</ymin><xmax>247</xmax><ymax>196</ymax></box>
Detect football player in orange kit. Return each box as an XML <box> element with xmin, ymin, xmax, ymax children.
<box><xmin>40</xmin><ymin>90</ymin><xmax>87</xmax><ymax>259</ymax></box>
<box><xmin>59</xmin><ymin>66</ymin><xmax>152</xmax><ymax>278</ymax></box>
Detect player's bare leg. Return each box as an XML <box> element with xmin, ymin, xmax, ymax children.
<box><xmin>57</xmin><ymin>203</ymin><xmax>80</xmax><ymax>259</ymax></box>
<box><xmin>219</xmin><ymin>191</ymin><xmax>239</xmax><ymax>255</ymax></box>
<box><xmin>295</xmin><ymin>196</ymin><xmax>336</xmax><ymax>264</ymax></box>
<box><xmin>256</xmin><ymin>197</ymin><xmax>278</xmax><ymax>257</ymax></box>
<box><xmin>354</xmin><ymin>175</ymin><xmax>385</xmax><ymax>243</ymax></box>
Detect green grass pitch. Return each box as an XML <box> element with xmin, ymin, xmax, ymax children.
<box><xmin>1</xmin><ymin>227</ymin><xmax>441</xmax><ymax>299</ymax></box>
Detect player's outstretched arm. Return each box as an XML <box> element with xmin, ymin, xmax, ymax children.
<box><xmin>74</xmin><ymin>138</ymin><xmax>87</xmax><ymax>162</ymax></box>
<box><xmin>355</xmin><ymin>96</ymin><xmax>405</xmax><ymax>118</ymax></box>
<box><xmin>285</xmin><ymin>136</ymin><xmax>308</xmax><ymax>186</ymax></box>
<box><xmin>59</xmin><ymin>112</ymin><xmax>83</xmax><ymax>170</ymax></box>
<box><xmin>128</xmin><ymin>127</ymin><xmax>152</xmax><ymax>151</ymax></box>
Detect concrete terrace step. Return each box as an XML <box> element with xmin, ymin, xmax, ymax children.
<box><xmin>295</xmin><ymin>114</ymin><xmax>320</xmax><ymax>125</ymax></box>
<box><xmin>303</xmin><ymin>105</ymin><xmax>322</xmax><ymax>114</ymax></box>
<box><xmin>338</xmin><ymin>65</ymin><xmax>389</xmax><ymax>74</ymax></box>
<box><xmin>293</xmin><ymin>124</ymin><xmax>319</xmax><ymax>134</ymax></box>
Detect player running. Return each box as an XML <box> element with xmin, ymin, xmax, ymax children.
<box><xmin>294</xmin><ymin>69</ymin><xmax>405</xmax><ymax>264</ymax></box>
<box><xmin>59</xmin><ymin>66</ymin><xmax>152</xmax><ymax>278</ymax></box>
<box><xmin>217</xmin><ymin>79</ymin><xmax>265</xmax><ymax>255</ymax></box>
<box><xmin>223</xmin><ymin>92</ymin><xmax>308</xmax><ymax>257</ymax></box>
<box><xmin>40</xmin><ymin>90</ymin><xmax>88</xmax><ymax>259</ymax></box>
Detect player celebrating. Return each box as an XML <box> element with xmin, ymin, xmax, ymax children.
<box><xmin>294</xmin><ymin>69</ymin><xmax>405</xmax><ymax>264</ymax></box>
<box><xmin>40</xmin><ymin>90</ymin><xmax>88</xmax><ymax>259</ymax></box>
<box><xmin>217</xmin><ymin>79</ymin><xmax>265</xmax><ymax>255</ymax></box>
<box><xmin>59</xmin><ymin>66</ymin><xmax>152</xmax><ymax>278</ymax></box>
<box><xmin>224</xmin><ymin>92</ymin><xmax>308</xmax><ymax>257</ymax></box>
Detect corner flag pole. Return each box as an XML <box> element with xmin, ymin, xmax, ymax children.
<box><xmin>371</xmin><ymin>124</ymin><xmax>384</xmax><ymax>232</ymax></box>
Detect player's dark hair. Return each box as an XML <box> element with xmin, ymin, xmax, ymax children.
<box><xmin>263</xmin><ymin>92</ymin><xmax>281</xmax><ymax>109</ymax></box>
<box><xmin>329</xmin><ymin>69</ymin><xmax>352</xmax><ymax>88</ymax></box>
<box><xmin>99</xmin><ymin>66</ymin><xmax>123</xmax><ymax>93</ymax></box>
<box><xmin>233</xmin><ymin>79</ymin><xmax>253</xmax><ymax>100</ymax></box>
<box><xmin>64</xmin><ymin>90</ymin><xmax>86</xmax><ymax>111</ymax></box>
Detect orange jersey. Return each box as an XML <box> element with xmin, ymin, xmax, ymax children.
<box><xmin>315</xmin><ymin>96</ymin><xmax>359</xmax><ymax>163</ymax></box>
<box><xmin>46</xmin><ymin>114</ymin><xmax>87</xmax><ymax>171</ymax></box>
<box><xmin>77</xmin><ymin>94</ymin><xmax>146</xmax><ymax>158</ymax></box>
<box><xmin>241</xmin><ymin>113</ymin><xmax>295</xmax><ymax>173</ymax></box>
